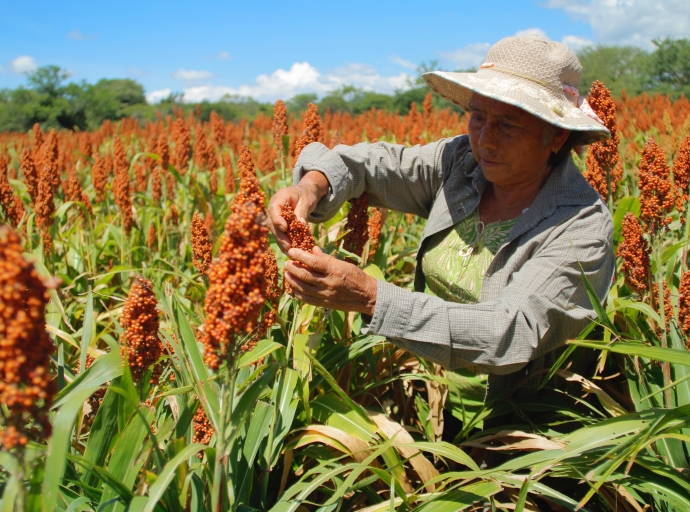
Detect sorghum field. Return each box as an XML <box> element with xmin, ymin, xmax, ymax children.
<box><xmin>1</xmin><ymin>85</ymin><xmax>690</xmax><ymax>512</ymax></box>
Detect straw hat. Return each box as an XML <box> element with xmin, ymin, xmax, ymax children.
<box><xmin>422</xmin><ymin>34</ymin><xmax>610</xmax><ymax>145</ymax></box>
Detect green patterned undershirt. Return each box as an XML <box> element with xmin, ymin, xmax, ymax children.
<box><xmin>422</xmin><ymin>209</ymin><xmax>520</xmax><ymax>304</ymax></box>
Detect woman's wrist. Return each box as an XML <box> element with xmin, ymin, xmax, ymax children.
<box><xmin>299</xmin><ymin>170</ymin><xmax>330</xmax><ymax>204</ymax></box>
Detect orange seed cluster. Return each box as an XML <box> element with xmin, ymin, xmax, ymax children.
<box><xmin>113</xmin><ymin>137</ymin><xmax>133</xmax><ymax>233</ymax></box>
<box><xmin>584</xmin><ymin>81</ymin><xmax>622</xmax><ymax>200</ymax></box>
<box><xmin>618</xmin><ymin>212</ymin><xmax>650</xmax><ymax>293</ymax></box>
<box><xmin>638</xmin><ymin>137</ymin><xmax>674</xmax><ymax>237</ymax></box>
<box><xmin>0</xmin><ymin>225</ymin><xmax>56</xmax><ymax>450</ymax></box>
<box><xmin>0</xmin><ymin>154</ymin><xmax>25</xmax><ymax>226</ymax></box>
<box><xmin>201</xmin><ymin>202</ymin><xmax>268</xmax><ymax>370</ymax></box>
<box><xmin>191</xmin><ymin>212</ymin><xmax>213</xmax><ymax>273</ymax></box>
<box><xmin>343</xmin><ymin>193</ymin><xmax>370</xmax><ymax>260</ymax></box>
<box><xmin>673</xmin><ymin>136</ymin><xmax>690</xmax><ymax>222</ymax></box>
<box><xmin>294</xmin><ymin>102</ymin><xmax>324</xmax><ymax>160</ymax></box>
<box><xmin>232</xmin><ymin>142</ymin><xmax>265</xmax><ymax>211</ymax></box>
<box><xmin>120</xmin><ymin>276</ymin><xmax>163</xmax><ymax>384</ymax></box>
<box><xmin>272</xmin><ymin>100</ymin><xmax>288</xmax><ymax>152</ymax></box>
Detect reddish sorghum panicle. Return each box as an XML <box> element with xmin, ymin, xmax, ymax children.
<box><xmin>191</xmin><ymin>212</ymin><xmax>213</xmax><ymax>273</ymax></box>
<box><xmin>21</xmin><ymin>148</ymin><xmax>39</xmax><ymax>207</ymax></box>
<box><xmin>113</xmin><ymin>138</ymin><xmax>133</xmax><ymax>233</ymax></box>
<box><xmin>280</xmin><ymin>203</ymin><xmax>315</xmax><ymax>253</ymax></box>
<box><xmin>32</xmin><ymin>123</ymin><xmax>43</xmax><ymax>162</ymax></box>
<box><xmin>194</xmin><ymin>125</ymin><xmax>210</xmax><ymax>170</ymax></box>
<box><xmin>257</xmin><ymin>139</ymin><xmax>276</xmax><ymax>173</ymax></box>
<box><xmin>368</xmin><ymin>208</ymin><xmax>383</xmax><ymax>260</ymax></box>
<box><xmin>173</xmin><ymin>119</ymin><xmax>190</xmax><ymax>174</ymax></box>
<box><xmin>204</xmin><ymin>210</ymin><xmax>214</xmax><ymax>235</ymax></box>
<box><xmin>638</xmin><ymin>137</ymin><xmax>674</xmax><ymax>237</ymax></box>
<box><xmin>618</xmin><ymin>212</ymin><xmax>650</xmax><ymax>293</ymax></box>
<box><xmin>151</xmin><ymin>166</ymin><xmax>162</xmax><ymax>203</ymax></box>
<box><xmin>232</xmin><ymin>142</ymin><xmax>265</xmax><ymax>210</ymax></box>
<box><xmin>91</xmin><ymin>153</ymin><xmax>108</xmax><ymax>203</ymax></box>
<box><xmin>40</xmin><ymin>130</ymin><xmax>60</xmax><ymax>190</ymax></box>
<box><xmin>167</xmin><ymin>204</ymin><xmax>179</xmax><ymax>226</ymax></box>
<box><xmin>35</xmin><ymin>150</ymin><xmax>56</xmax><ymax>250</ymax></box>
<box><xmin>678</xmin><ymin>272</ymin><xmax>690</xmax><ymax>339</ymax></box>
<box><xmin>192</xmin><ymin>404</ymin><xmax>214</xmax><ymax>448</ymax></box>
<box><xmin>280</xmin><ymin>202</ymin><xmax>315</xmax><ymax>295</ymax></box>
<box><xmin>294</xmin><ymin>103</ymin><xmax>324</xmax><ymax>160</ymax></box>
<box><xmin>0</xmin><ymin>155</ymin><xmax>25</xmax><ymax>226</ymax></box>
<box><xmin>211</xmin><ymin>111</ymin><xmax>225</xmax><ymax>146</ymax></box>
<box><xmin>343</xmin><ymin>193</ymin><xmax>370</xmax><ymax>260</ymax></box>
<box><xmin>147</xmin><ymin>223</ymin><xmax>156</xmax><ymax>251</ymax></box>
<box><xmin>157</xmin><ymin>134</ymin><xmax>170</xmax><ymax>170</ymax></box>
<box><xmin>673</xmin><ymin>136</ymin><xmax>690</xmax><ymax>223</ymax></box>
<box><xmin>0</xmin><ymin>225</ymin><xmax>56</xmax><ymax>449</ymax></box>
<box><xmin>201</xmin><ymin>202</ymin><xmax>268</xmax><ymax>370</ymax></box>
<box><xmin>255</xmin><ymin>247</ymin><xmax>281</xmax><ymax>339</ymax></box>
<box><xmin>120</xmin><ymin>276</ymin><xmax>163</xmax><ymax>384</ymax></box>
<box><xmin>423</xmin><ymin>92</ymin><xmax>433</xmax><ymax>121</ymax></box>
<box><xmin>272</xmin><ymin>100</ymin><xmax>288</xmax><ymax>152</ymax></box>
<box><xmin>65</xmin><ymin>162</ymin><xmax>92</xmax><ymax>214</ymax></box>
<box><xmin>583</xmin><ymin>81</ymin><xmax>622</xmax><ymax>200</ymax></box>
<box><xmin>223</xmin><ymin>152</ymin><xmax>235</xmax><ymax>194</ymax></box>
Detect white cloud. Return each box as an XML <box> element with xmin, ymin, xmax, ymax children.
<box><xmin>562</xmin><ymin>34</ymin><xmax>594</xmax><ymax>51</ymax></box>
<box><xmin>10</xmin><ymin>55</ymin><xmax>37</xmax><ymax>74</ymax></box>
<box><xmin>543</xmin><ymin>0</ymin><xmax>690</xmax><ymax>47</ymax></box>
<box><xmin>147</xmin><ymin>88</ymin><xmax>172</xmax><ymax>103</ymax></box>
<box><xmin>390</xmin><ymin>53</ymin><xmax>417</xmax><ymax>70</ymax></box>
<box><xmin>177</xmin><ymin>61</ymin><xmax>411</xmax><ymax>103</ymax></box>
<box><xmin>67</xmin><ymin>30</ymin><xmax>94</xmax><ymax>40</ymax></box>
<box><xmin>441</xmin><ymin>42</ymin><xmax>491</xmax><ymax>70</ymax></box>
<box><xmin>128</xmin><ymin>68</ymin><xmax>146</xmax><ymax>77</ymax></box>
<box><xmin>173</xmin><ymin>69</ymin><xmax>214</xmax><ymax>81</ymax></box>
<box><xmin>218</xmin><ymin>52</ymin><xmax>232</xmax><ymax>61</ymax></box>
<box><xmin>516</xmin><ymin>27</ymin><xmax>548</xmax><ymax>38</ymax></box>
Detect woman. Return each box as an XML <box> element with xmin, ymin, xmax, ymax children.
<box><xmin>268</xmin><ymin>34</ymin><xmax>615</xmax><ymax>404</ymax></box>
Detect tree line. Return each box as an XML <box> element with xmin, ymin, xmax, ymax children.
<box><xmin>1</xmin><ymin>37</ymin><xmax>688</xmax><ymax>133</ymax></box>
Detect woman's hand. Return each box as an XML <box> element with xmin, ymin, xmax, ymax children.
<box><xmin>267</xmin><ymin>171</ymin><xmax>330</xmax><ymax>253</ymax></box>
<box><xmin>284</xmin><ymin>247</ymin><xmax>377</xmax><ymax>316</ymax></box>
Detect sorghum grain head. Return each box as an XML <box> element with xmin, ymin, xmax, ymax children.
<box><xmin>191</xmin><ymin>212</ymin><xmax>213</xmax><ymax>273</ymax></box>
<box><xmin>232</xmin><ymin>142</ymin><xmax>265</xmax><ymax>211</ymax></box>
<box><xmin>120</xmin><ymin>276</ymin><xmax>163</xmax><ymax>384</ymax></box>
<box><xmin>618</xmin><ymin>212</ymin><xmax>650</xmax><ymax>293</ymax></box>
<box><xmin>201</xmin><ymin>202</ymin><xmax>268</xmax><ymax>370</ymax></box>
<box><xmin>343</xmin><ymin>193</ymin><xmax>370</xmax><ymax>260</ymax></box>
<box><xmin>638</xmin><ymin>137</ymin><xmax>674</xmax><ymax>237</ymax></box>
<box><xmin>0</xmin><ymin>225</ymin><xmax>56</xmax><ymax>449</ymax></box>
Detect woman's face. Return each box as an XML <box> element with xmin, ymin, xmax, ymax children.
<box><xmin>467</xmin><ymin>94</ymin><xmax>568</xmax><ymax>189</ymax></box>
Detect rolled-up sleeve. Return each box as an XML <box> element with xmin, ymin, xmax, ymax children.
<box><xmin>363</xmin><ymin>220</ymin><xmax>614</xmax><ymax>375</ymax></box>
<box><xmin>293</xmin><ymin>139</ymin><xmax>452</xmax><ymax>222</ymax></box>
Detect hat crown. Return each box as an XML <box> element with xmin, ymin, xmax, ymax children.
<box><xmin>483</xmin><ymin>34</ymin><xmax>582</xmax><ymax>93</ymax></box>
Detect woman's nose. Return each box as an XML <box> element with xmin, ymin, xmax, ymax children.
<box><xmin>478</xmin><ymin>121</ymin><xmax>499</xmax><ymax>151</ymax></box>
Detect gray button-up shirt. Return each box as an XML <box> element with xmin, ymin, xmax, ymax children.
<box><xmin>294</xmin><ymin>135</ymin><xmax>614</xmax><ymax>401</ymax></box>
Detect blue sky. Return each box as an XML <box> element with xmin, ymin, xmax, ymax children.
<box><xmin>1</xmin><ymin>0</ymin><xmax>688</xmax><ymax>103</ymax></box>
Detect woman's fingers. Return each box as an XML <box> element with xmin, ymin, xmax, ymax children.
<box><xmin>287</xmin><ymin>247</ymin><xmax>331</xmax><ymax>273</ymax></box>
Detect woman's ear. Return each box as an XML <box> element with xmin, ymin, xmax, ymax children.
<box><xmin>551</xmin><ymin>128</ymin><xmax>571</xmax><ymax>154</ymax></box>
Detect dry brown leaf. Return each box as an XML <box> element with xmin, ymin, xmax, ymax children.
<box><xmin>369</xmin><ymin>411</ymin><xmax>440</xmax><ymax>493</ymax></box>
<box><xmin>289</xmin><ymin>425</ymin><xmax>373</xmax><ymax>463</ymax></box>
<box><xmin>425</xmin><ymin>363</ymin><xmax>448</xmax><ymax>442</ymax></box>
<box><xmin>462</xmin><ymin>430</ymin><xmax>566</xmax><ymax>452</ymax></box>
<box><xmin>557</xmin><ymin>370</ymin><xmax>628</xmax><ymax>417</ymax></box>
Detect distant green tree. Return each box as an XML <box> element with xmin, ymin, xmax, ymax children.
<box><xmin>577</xmin><ymin>45</ymin><xmax>652</xmax><ymax>97</ymax></box>
<box><xmin>84</xmin><ymin>78</ymin><xmax>147</xmax><ymax>128</ymax></box>
<box><xmin>286</xmin><ymin>93</ymin><xmax>318</xmax><ymax>115</ymax></box>
<box><xmin>649</xmin><ymin>37</ymin><xmax>690</xmax><ymax>98</ymax></box>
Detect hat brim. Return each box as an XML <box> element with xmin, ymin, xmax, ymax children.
<box><xmin>422</xmin><ymin>70</ymin><xmax>610</xmax><ymax>145</ymax></box>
